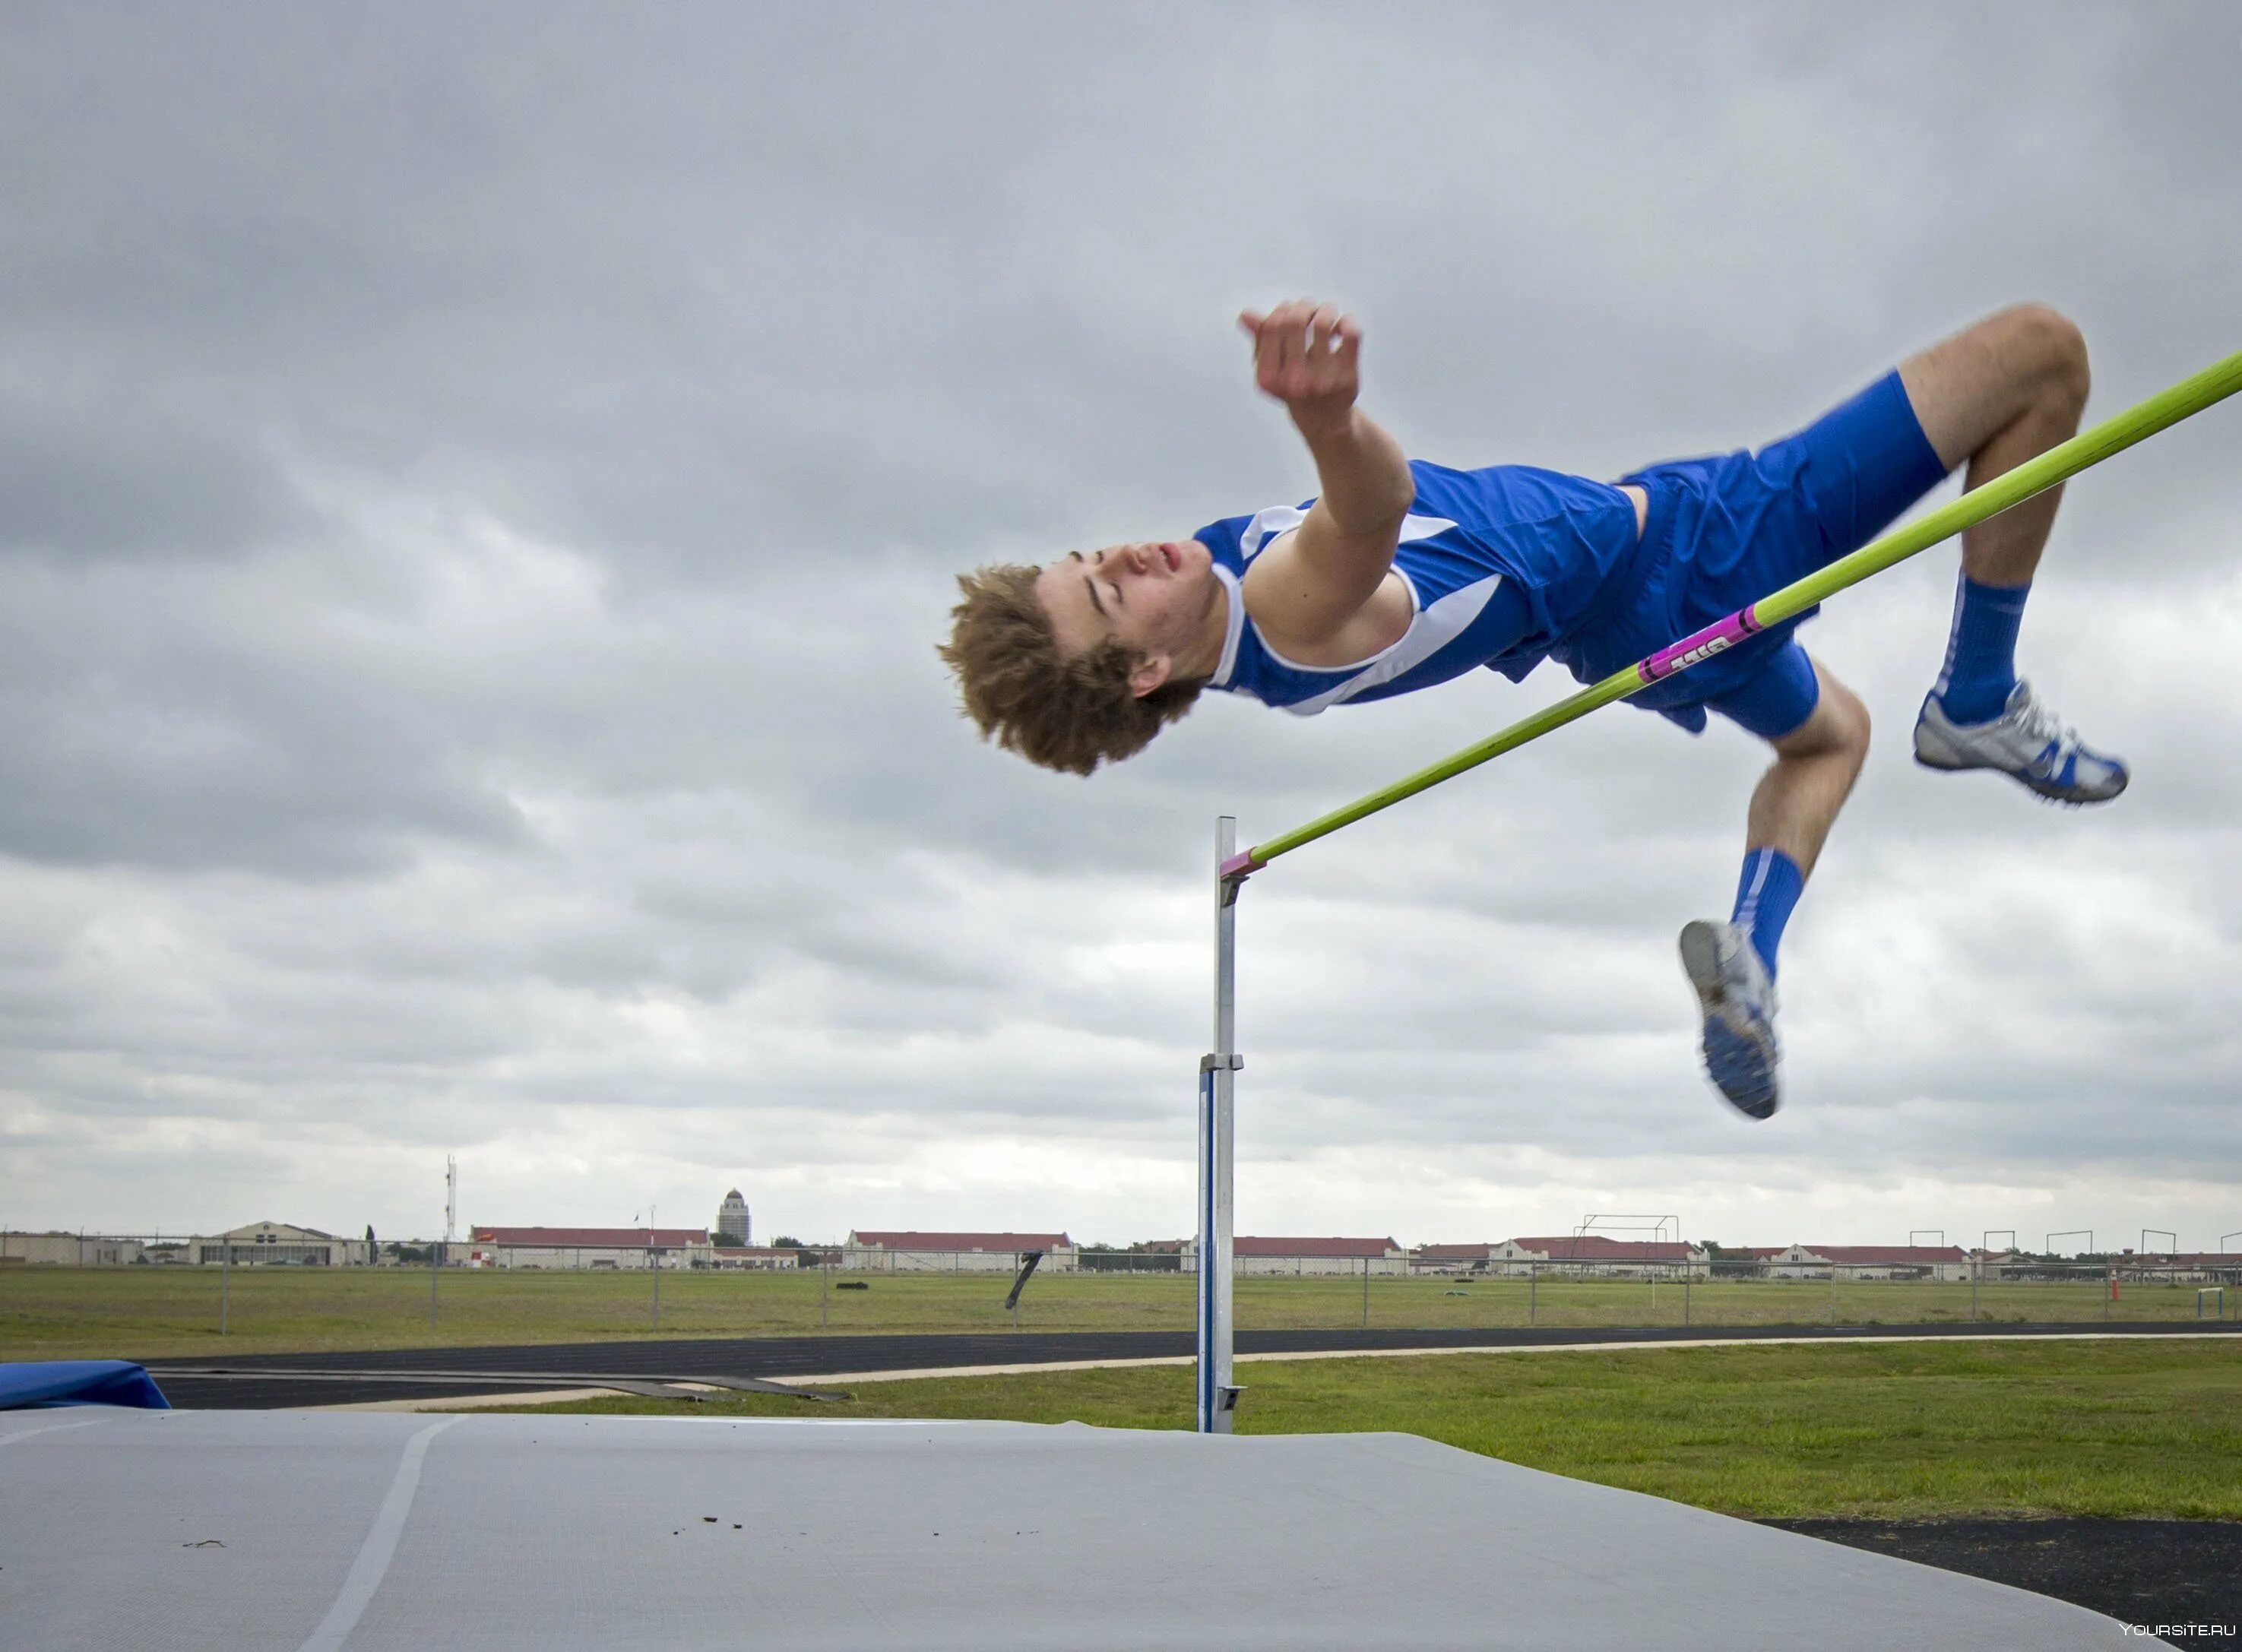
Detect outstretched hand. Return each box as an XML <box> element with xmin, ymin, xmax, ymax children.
<box><xmin>1239</xmin><ymin>299</ymin><xmax>1360</xmax><ymax>433</ymax></box>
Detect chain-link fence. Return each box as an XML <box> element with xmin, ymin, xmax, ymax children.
<box><xmin>6</xmin><ymin>1236</ymin><xmax>2237</xmax><ymax>1356</ymax></box>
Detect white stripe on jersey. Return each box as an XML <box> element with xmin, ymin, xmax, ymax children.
<box><xmin>1214</xmin><ymin>509</ymin><xmax>1466</xmax><ymax>707</ymax></box>
<box><xmin>1280</xmin><ymin>574</ymin><xmax>1505</xmax><ymax>716</ymax></box>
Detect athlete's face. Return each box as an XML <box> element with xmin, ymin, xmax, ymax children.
<box><xmin>1034</xmin><ymin>538</ymin><xmax>1223</xmax><ymax>695</ymax></box>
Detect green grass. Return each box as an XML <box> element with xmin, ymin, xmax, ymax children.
<box><xmin>9</xmin><ymin>1266</ymin><xmax>2235</xmax><ymax>1522</ymax></box>
<box><xmin>0</xmin><ymin>1263</ymin><xmax>2224</xmax><ymax>1360</ymax></box>
<box><xmin>488</xmin><ymin>1337</ymin><xmax>2242</xmax><ymax>1522</ymax></box>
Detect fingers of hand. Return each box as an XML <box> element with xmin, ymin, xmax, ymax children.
<box><xmin>1242</xmin><ymin>305</ymin><xmax>1274</xmax><ymax>384</ymax></box>
<box><xmin>1243</xmin><ymin>299</ymin><xmax>1355</xmax><ymax>398</ymax></box>
<box><xmin>1275</xmin><ymin>298</ymin><xmax>1313</xmax><ymax>385</ymax></box>
<box><xmin>1240</xmin><ymin>310</ymin><xmax>1271</xmax><ymax>392</ymax></box>
<box><xmin>1325</xmin><ymin>315</ymin><xmax>1360</xmax><ymax>392</ymax></box>
<box><xmin>1254</xmin><ymin>299</ymin><xmax>1300</xmax><ymax>394</ymax></box>
<box><xmin>1309</xmin><ymin>304</ymin><xmax>1355</xmax><ymax>392</ymax></box>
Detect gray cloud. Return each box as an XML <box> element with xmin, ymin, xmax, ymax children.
<box><xmin>2</xmin><ymin>2</ymin><xmax>2237</xmax><ymax>1249</ymax></box>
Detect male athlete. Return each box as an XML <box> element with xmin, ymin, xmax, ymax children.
<box><xmin>939</xmin><ymin>299</ymin><xmax>2125</xmax><ymax>1119</ymax></box>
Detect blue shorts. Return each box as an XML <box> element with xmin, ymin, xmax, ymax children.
<box><xmin>1563</xmin><ymin>369</ymin><xmax>1952</xmax><ymax>739</ymax></box>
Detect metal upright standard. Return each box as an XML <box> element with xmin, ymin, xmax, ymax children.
<box><xmin>1196</xmin><ymin>818</ymin><xmax>1242</xmax><ymax>1434</ymax></box>
<box><xmin>1192</xmin><ymin>350</ymin><xmax>2242</xmax><ymax>1433</ymax></box>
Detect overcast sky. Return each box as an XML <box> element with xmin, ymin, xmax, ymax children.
<box><xmin>2</xmin><ymin>3</ymin><xmax>2237</xmax><ymax>1252</ymax></box>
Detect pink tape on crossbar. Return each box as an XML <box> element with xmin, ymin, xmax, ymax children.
<box><xmin>1637</xmin><ymin>605</ymin><xmax>1762</xmax><ymax>684</ymax></box>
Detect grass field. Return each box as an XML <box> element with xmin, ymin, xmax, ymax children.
<box><xmin>8</xmin><ymin>1265</ymin><xmax>2236</xmax><ymax>1524</ymax></box>
<box><xmin>486</xmin><ymin>1337</ymin><xmax>2242</xmax><ymax>1522</ymax></box>
<box><xmin>2</xmin><ymin>1263</ymin><xmax>2226</xmax><ymax>1360</ymax></box>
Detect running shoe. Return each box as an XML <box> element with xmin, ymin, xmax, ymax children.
<box><xmin>1678</xmin><ymin>919</ymin><xmax>1781</xmax><ymax>1121</ymax></box>
<box><xmin>1912</xmin><ymin>681</ymin><xmax>2128</xmax><ymax>805</ymax></box>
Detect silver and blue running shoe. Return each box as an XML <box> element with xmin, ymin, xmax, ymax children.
<box><xmin>1679</xmin><ymin>919</ymin><xmax>1781</xmax><ymax>1121</ymax></box>
<box><xmin>1911</xmin><ymin>680</ymin><xmax>2128</xmax><ymax>805</ymax></box>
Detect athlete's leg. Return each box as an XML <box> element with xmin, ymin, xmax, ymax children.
<box><xmin>1898</xmin><ymin>305</ymin><xmax>2127</xmax><ymax>802</ymax></box>
<box><xmin>1898</xmin><ymin>302</ymin><xmax>2089</xmax><ymax>588</ymax></box>
<box><xmin>1696</xmin><ymin>647</ymin><xmax>1867</xmax><ymax>964</ymax></box>
<box><xmin>1741</xmin><ymin>663</ymin><xmax>1870</xmax><ymax>888</ymax></box>
<box><xmin>1677</xmin><ymin>651</ymin><xmax>1866</xmax><ymax>1122</ymax></box>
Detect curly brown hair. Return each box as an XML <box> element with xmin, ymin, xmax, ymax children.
<box><xmin>937</xmin><ymin>562</ymin><xmax>1205</xmax><ymax>776</ymax></box>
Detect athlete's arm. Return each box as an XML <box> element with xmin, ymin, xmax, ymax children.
<box><xmin>1237</xmin><ymin>300</ymin><xmax>1413</xmax><ymax>647</ymax></box>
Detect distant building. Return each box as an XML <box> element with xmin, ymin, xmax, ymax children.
<box><xmin>843</xmin><ymin>1231</ymin><xmax>1076</xmax><ymax>1272</ymax></box>
<box><xmin>1411</xmin><ymin>1242</ymin><xmax>1499</xmax><ymax>1273</ymax></box>
<box><xmin>716</xmin><ymin>1189</ymin><xmax>751</xmax><ymax>1246</ymax></box>
<box><xmin>1485</xmin><ymin>1236</ymin><xmax>1709</xmax><ymax>1280</ymax></box>
<box><xmin>1753</xmin><ymin>1244</ymin><xmax>1971</xmax><ymax>1283</ymax></box>
<box><xmin>192</xmin><ymin>1221</ymin><xmax>355</xmax><ymax>1267</ymax></box>
<box><xmin>710</xmin><ymin>1245</ymin><xmax>796</xmax><ymax>1271</ymax></box>
<box><xmin>1181</xmin><ymin>1236</ymin><xmax>1410</xmax><ymax>1277</ymax></box>
<box><xmin>0</xmin><ymin>1233</ymin><xmax>146</xmax><ymax>1267</ymax></box>
<box><xmin>1078</xmin><ymin>1241</ymin><xmax>1186</xmax><ymax>1273</ymax></box>
<box><xmin>467</xmin><ymin>1226</ymin><xmax>713</xmax><ymax>1270</ymax></box>
<box><xmin>2115</xmin><ymin>1253</ymin><xmax>2240</xmax><ymax>1283</ymax></box>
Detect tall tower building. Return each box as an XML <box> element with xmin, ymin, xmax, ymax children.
<box><xmin>716</xmin><ymin>1188</ymin><xmax>750</xmax><ymax>1246</ymax></box>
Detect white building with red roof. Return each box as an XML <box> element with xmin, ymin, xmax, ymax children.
<box><xmin>843</xmin><ymin>1230</ymin><xmax>1077</xmax><ymax>1272</ymax></box>
<box><xmin>1485</xmin><ymin>1236</ymin><xmax>1710</xmax><ymax>1280</ymax></box>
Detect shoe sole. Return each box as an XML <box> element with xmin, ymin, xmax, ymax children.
<box><xmin>1912</xmin><ymin>710</ymin><xmax>2127</xmax><ymax>807</ymax></box>
<box><xmin>1911</xmin><ymin>742</ymin><xmax>2125</xmax><ymax>807</ymax></box>
<box><xmin>1678</xmin><ymin>922</ymin><xmax>1780</xmax><ymax>1122</ymax></box>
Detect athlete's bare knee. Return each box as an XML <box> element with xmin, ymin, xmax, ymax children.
<box><xmin>1776</xmin><ymin>676</ymin><xmax>1869</xmax><ymax>766</ymax></box>
<box><xmin>1828</xmin><ymin>682</ymin><xmax>1871</xmax><ymax>767</ymax></box>
<box><xmin>1904</xmin><ymin>305</ymin><xmax>2088</xmax><ymax>469</ymax></box>
<box><xmin>1995</xmin><ymin>302</ymin><xmax>2091</xmax><ymax>413</ymax></box>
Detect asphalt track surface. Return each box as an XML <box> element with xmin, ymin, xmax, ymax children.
<box><xmin>141</xmin><ymin>1315</ymin><xmax>2242</xmax><ymax>1411</ymax></box>
<box><xmin>1767</xmin><ymin>1519</ymin><xmax>2241</xmax><ymax>1637</ymax></box>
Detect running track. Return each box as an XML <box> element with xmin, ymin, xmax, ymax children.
<box><xmin>142</xmin><ymin>1318</ymin><xmax>2242</xmax><ymax>1410</ymax></box>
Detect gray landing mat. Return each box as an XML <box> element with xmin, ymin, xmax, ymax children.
<box><xmin>0</xmin><ymin>1410</ymin><xmax>2160</xmax><ymax>1650</ymax></box>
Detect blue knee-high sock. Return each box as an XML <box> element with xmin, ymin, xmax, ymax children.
<box><xmin>1732</xmin><ymin>848</ymin><xmax>1804</xmax><ymax>979</ymax></box>
<box><xmin>1935</xmin><ymin>575</ymin><xmax>2030</xmax><ymax>724</ymax></box>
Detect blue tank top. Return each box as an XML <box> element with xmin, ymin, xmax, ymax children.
<box><xmin>1195</xmin><ymin>460</ymin><xmax>1642</xmax><ymax>714</ymax></box>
